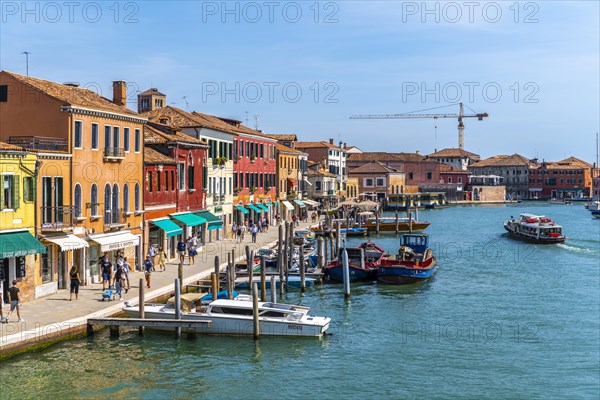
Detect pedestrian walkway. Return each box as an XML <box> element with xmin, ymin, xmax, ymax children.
<box><xmin>0</xmin><ymin>221</ymin><xmax>312</xmax><ymax>354</ymax></box>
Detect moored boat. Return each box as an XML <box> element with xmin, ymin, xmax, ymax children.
<box><xmin>362</xmin><ymin>217</ymin><xmax>430</xmax><ymax>232</ymax></box>
<box><xmin>377</xmin><ymin>234</ymin><xmax>437</xmax><ymax>285</ymax></box>
<box><xmin>123</xmin><ymin>299</ymin><xmax>330</xmax><ymax>337</ymax></box>
<box><xmin>340</xmin><ymin>227</ymin><xmax>368</xmax><ymax>236</ymax></box>
<box><xmin>234</xmin><ymin>275</ymin><xmax>316</xmax><ymax>289</ymax></box>
<box><xmin>503</xmin><ymin>213</ymin><xmax>566</xmax><ymax>243</ymax></box>
<box><xmin>324</xmin><ymin>242</ymin><xmax>386</xmax><ymax>282</ymax></box>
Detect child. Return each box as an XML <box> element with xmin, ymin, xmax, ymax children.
<box><xmin>158</xmin><ymin>247</ymin><xmax>167</xmax><ymax>272</ymax></box>
<box><xmin>144</xmin><ymin>256</ymin><xmax>153</xmax><ymax>289</ymax></box>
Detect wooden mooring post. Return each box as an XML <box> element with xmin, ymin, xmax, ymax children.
<box><xmin>342</xmin><ymin>248</ymin><xmax>350</xmax><ymax>299</ymax></box>
<box><xmin>260</xmin><ymin>255</ymin><xmax>267</xmax><ymax>302</ymax></box>
<box><xmin>270</xmin><ymin>276</ymin><xmax>277</xmax><ymax>303</ymax></box>
<box><xmin>178</xmin><ymin>262</ymin><xmax>183</xmax><ymax>288</ymax></box>
<box><xmin>317</xmin><ymin>237</ymin><xmax>324</xmax><ymax>269</ymax></box>
<box><xmin>226</xmin><ymin>253</ymin><xmax>233</xmax><ymax>299</ymax></box>
<box><xmin>175</xmin><ymin>278</ymin><xmax>182</xmax><ymax>338</ymax></box>
<box><xmin>214</xmin><ymin>256</ymin><xmax>220</xmax><ymax>293</ymax></box>
<box><xmin>299</xmin><ymin>243</ymin><xmax>306</xmax><ymax>293</ymax></box>
<box><xmin>138</xmin><ymin>278</ymin><xmax>145</xmax><ymax>336</ymax></box>
<box><xmin>211</xmin><ymin>273</ymin><xmax>218</xmax><ymax>303</ymax></box>
<box><xmin>278</xmin><ymin>224</ymin><xmax>285</xmax><ymax>296</ymax></box>
<box><xmin>252</xmin><ymin>283</ymin><xmax>260</xmax><ymax>339</ymax></box>
<box><xmin>395</xmin><ymin>209</ymin><xmax>399</xmax><ymax>234</ymax></box>
<box><xmin>246</xmin><ymin>246</ymin><xmax>254</xmax><ymax>296</ymax></box>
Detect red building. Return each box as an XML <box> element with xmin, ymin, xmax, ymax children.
<box><xmin>439</xmin><ymin>164</ymin><xmax>470</xmax><ymax>190</ymax></box>
<box><xmin>529</xmin><ymin>157</ymin><xmax>593</xmax><ymax>199</ymax></box>
<box><xmin>143</xmin><ymin>123</ymin><xmax>210</xmax><ymax>258</ymax></box>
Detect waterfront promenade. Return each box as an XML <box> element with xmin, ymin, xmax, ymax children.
<box><xmin>0</xmin><ymin>221</ymin><xmax>311</xmax><ymax>356</ymax></box>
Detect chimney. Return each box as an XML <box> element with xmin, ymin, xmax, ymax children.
<box><xmin>416</xmin><ymin>150</ymin><xmax>420</xmax><ymax>154</ymax></box>
<box><xmin>329</xmin><ymin>138</ymin><xmax>334</xmax><ymax>145</ymax></box>
<box><xmin>112</xmin><ymin>81</ymin><xmax>127</xmax><ymax>107</ymax></box>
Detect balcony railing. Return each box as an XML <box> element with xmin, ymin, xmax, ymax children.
<box><xmin>212</xmin><ymin>194</ymin><xmax>226</xmax><ymax>203</ymax></box>
<box><xmin>104</xmin><ymin>208</ymin><xmax>126</xmax><ymax>228</ymax></box>
<box><xmin>104</xmin><ymin>147</ymin><xmax>125</xmax><ymax>160</ymax></box>
<box><xmin>41</xmin><ymin>206</ymin><xmax>74</xmax><ymax>231</ymax></box>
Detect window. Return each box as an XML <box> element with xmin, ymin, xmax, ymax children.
<box><xmin>0</xmin><ymin>85</ymin><xmax>7</xmax><ymax>102</ymax></box>
<box><xmin>74</xmin><ymin>121</ymin><xmax>83</xmax><ymax>148</ymax></box>
<box><xmin>157</xmin><ymin>171</ymin><xmax>161</xmax><ymax>192</ymax></box>
<box><xmin>364</xmin><ymin>178</ymin><xmax>373</xmax><ymax>187</ymax></box>
<box><xmin>104</xmin><ymin>125</ymin><xmax>111</xmax><ymax>148</ymax></box>
<box><xmin>134</xmin><ymin>129</ymin><xmax>141</xmax><ymax>152</ymax></box>
<box><xmin>123</xmin><ymin>184</ymin><xmax>129</xmax><ymax>213</ymax></box>
<box><xmin>123</xmin><ymin>127</ymin><xmax>130</xmax><ymax>151</ymax></box>
<box><xmin>23</xmin><ymin>176</ymin><xmax>34</xmax><ymax>202</ymax></box>
<box><xmin>113</xmin><ymin>126</ymin><xmax>120</xmax><ymax>149</ymax></box>
<box><xmin>315</xmin><ymin>181</ymin><xmax>322</xmax><ymax>191</ymax></box>
<box><xmin>188</xmin><ymin>166</ymin><xmax>195</xmax><ymax>190</ymax></box>
<box><xmin>91</xmin><ymin>184</ymin><xmax>98</xmax><ymax>216</ymax></box>
<box><xmin>91</xmin><ymin>123</ymin><xmax>99</xmax><ymax>150</ymax></box>
<box><xmin>458</xmin><ymin>177</ymin><xmax>462</xmax><ymax>184</ymax></box>
<box><xmin>376</xmin><ymin>178</ymin><xmax>385</xmax><ymax>187</ymax></box>
<box><xmin>165</xmin><ymin>171</ymin><xmax>169</xmax><ymax>192</ymax></box>
<box><xmin>203</xmin><ymin>166</ymin><xmax>208</xmax><ymax>191</ymax></box>
<box><xmin>448</xmin><ymin>177</ymin><xmax>453</xmax><ymax>184</ymax></box>
<box><xmin>1</xmin><ymin>175</ymin><xmax>18</xmax><ymax>210</ymax></box>
<box><xmin>178</xmin><ymin>163</ymin><xmax>185</xmax><ymax>190</ymax></box>
<box><xmin>104</xmin><ymin>184</ymin><xmax>111</xmax><ymax>221</ymax></box>
<box><xmin>148</xmin><ymin>171</ymin><xmax>153</xmax><ymax>192</ymax></box>
<box><xmin>171</xmin><ymin>171</ymin><xmax>175</xmax><ymax>190</ymax></box>
<box><xmin>74</xmin><ymin>184</ymin><xmax>82</xmax><ymax>217</ymax></box>
<box><xmin>135</xmin><ymin>183</ymin><xmax>140</xmax><ymax>211</ymax></box>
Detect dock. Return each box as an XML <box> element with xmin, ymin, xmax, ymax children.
<box><xmin>86</xmin><ymin>317</ymin><xmax>212</xmax><ymax>337</ymax></box>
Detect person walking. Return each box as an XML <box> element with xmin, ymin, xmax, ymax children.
<box><xmin>232</xmin><ymin>223</ymin><xmax>237</xmax><ymax>240</ymax></box>
<box><xmin>187</xmin><ymin>236</ymin><xmax>196</xmax><ymax>265</ymax></box>
<box><xmin>5</xmin><ymin>280</ymin><xmax>22</xmax><ymax>323</ymax></box>
<box><xmin>144</xmin><ymin>256</ymin><xmax>153</xmax><ymax>289</ymax></box>
<box><xmin>240</xmin><ymin>224</ymin><xmax>246</xmax><ymax>242</ymax></box>
<box><xmin>251</xmin><ymin>224</ymin><xmax>258</xmax><ymax>243</ymax></box>
<box><xmin>148</xmin><ymin>245</ymin><xmax>156</xmax><ymax>271</ymax></box>
<box><xmin>122</xmin><ymin>257</ymin><xmax>131</xmax><ymax>293</ymax></box>
<box><xmin>177</xmin><ymin>239</ymin><xmax>186</xmax><ymax>265</ymax></box>
<box><xmin>69</xmin><ymin>266</ymin><xmax>81</xmax><ymax>301</ymax></box>
<box><xmin>100</xmin><ymin>254</ymin><xmax>112</xmax><ymax>290</ymax></box>
<box><xmin>114</xmin><ymin>263</ymin><xmax>126</xmax><ymax>300</ymax></box>
<box><xmin>157</xmin><ymin>247</ymin><xmax>167</xmax><ymax>272</ymax></box>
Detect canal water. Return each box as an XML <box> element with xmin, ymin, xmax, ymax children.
<box><xmin>1</xmin><ymin>204</ymin><xmax>599</xmax><ymax>399</ymax></box>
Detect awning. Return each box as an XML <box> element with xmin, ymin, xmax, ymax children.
<box><xmin>196</xmin><ymin>211</ymin><xmax>224</xmax><ymax>231</ymax></box>
<box><xmin>171</xmin><ymin>213</ymin><xmax>207</xmax><ymax>227</ymax></box>
<box><xmin>0</xmin><ymin>231</ymin><xmax>47</xmax><ymax>258</ymax></box>
<box><xmin>89</xmin><ymin>231</ymin><xmax>140</xmax><ymax>252</ymax></box>
<box><xmin>152</xmin><ymin>219</ymin><xmax>183</xmax><ymax>237</ymax></box>
<box><xmin>42</xmin><ymin>234</ymin><xmax>89</xmax><ymax>251</ymax></box>
<box><xmin>282</xmin><ymin>201</ymin><xmax>294</xmax><ymax>210</ymax></box>
<box><xmin>294</xmin><ymin>199</ymin><xmax>306</xmax><ymax>208</ymax></box>
<box><xmin>247</xmin><ymin>204</ymin><xmax>263</xmax><ymax>213</ymax></box>
<box><xmin>257</xmin><ymin>204</ymin><xmax>269</xmax><ymax>212</ymax></box>
<box><xmin>273</xmin><ymin>201</ymin><xmax>279</xmax><ymax>207</ymax></box>
<box><xmin>235</xmin><ymin>205</ymin><xmax>249</xmax><ymax>214</ymax></box>
<box><xmin>302</xmin><ymin>199</ymin><xmax>320</xmax><ymax>207</ymax></box>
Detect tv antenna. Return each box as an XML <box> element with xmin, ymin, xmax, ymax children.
<box><xmin>254</xmin><ymin>115</ymin><xmax>259</xmax><ymax>131</ymax></box>
<box><xmin>22</xmin><ymin>51</ymin><xmax>31</xmax><ymax>76</ymax></box>
<box><xmin>182</xmin><ymin>96</ymin><xmax>190</xmax><ymax>111</ymax></box>
<box><xmin>245</xmin><ymin>111</ymin><xmax>249</xmax><ymax>125</ymax></box>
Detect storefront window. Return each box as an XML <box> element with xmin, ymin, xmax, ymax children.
<box><xmin>41</xmin><ymin>246</ymin><xmax>53</xmax><ymax>283</ymax></box>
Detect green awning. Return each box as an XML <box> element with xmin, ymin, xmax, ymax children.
<box><xmin>171</xmin><ymin>213</ymin><xmax>207</xmax><ymax>227</ymax></box>
<box><xmin>247</xmin><ymin>204</ymin><xmax>262</xmax><ymax>213</ymax></box>
<box><xmin>273</xmin><ymin>201</ymin><xmax>279</xmax><ymax>207</ymax></box>
<box><xmin>257</xmin><ymin>204</ymin><xmax>269</xmax><ymax>211</ymax></box>
<box><xmin>196</xmin><ymin>211</ymin><xmax>224</xmax><ymax>231</ymax></box>
<box><xmin>235</xmin><ymin>205</ymin><xmax>249</xmax><ymax>214</ymax></box>
<box><xmin>0</xmin><ymin>231</ymin><xmax>47</xmax><ymax>258</ymax></box>
<box><xmin>294</xmin><ymin>199</ymin><xmax>306</xmax><ymax>207</ymax></box>
<box><xmin>152</xmin><ymin>219</ymin><xmax>183</xmax><ymax>238</ymax></box>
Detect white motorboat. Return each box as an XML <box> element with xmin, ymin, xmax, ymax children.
<box><xmin>123</xmin><ymin>298</ymin><xmax>330</xmax><ymax>337</ymax></box>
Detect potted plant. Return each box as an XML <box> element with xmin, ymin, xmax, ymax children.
<box><xmin>233</xmin><ymin>186</ymin><xmax>243</xmax><ymax>195</ymax></box>
<box><xmin>250</xmin><ymin>154</ymin><xmax>256</xmax><ymax>163</ymax></box>
<box><xmin>250</xmin><ymin>186</ymin><xmax>258</xmax><ymax>193</ymax></box>
<box><xmin>215</xmin><ymin>156</ymin><xmax>228</xmax><ymax>167</ymax></box>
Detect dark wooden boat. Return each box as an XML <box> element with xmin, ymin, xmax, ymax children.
<box><xmin>378</xmin><ymin>234</ymin><xmax>437</xmax><ymax>284</ymax></box>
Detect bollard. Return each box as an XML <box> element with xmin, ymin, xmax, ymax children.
<box><xmin>375</xmin><ymin>210</ymin><xmax>380</xmax><ymax>235</ymax></box>
<box><xmin>335</xmin><ymin>221</ymin><xmax>341</xmax><ymax>255</ymax></box>
<box><xmin>214</xmin><ymin>256</ymin><xmax>220</xmax><ymax>293</ymax></box>
<box><xmin>260</xmin><ymin>255</ymin><xmax>267</xmax><ymax>302</ymax></box>
<box><xmin>270</xmin><ymin>276</ymin><xmax>277</xmax><ymax>303</ymax></box>
<box><xmin>299</xmin><ymin>244</ymin><xmax>306</xmax><ymax>293</ymax></box>
<box><xmin>226</xmin><ymin>253</ymin><xmax>233</xmax><ymax>299</ymax></box>
<box><xmin>395</xmin><ymin>209</ymin><xmax>399</xmax><ymax>234</ymax></box>
<box><xmin>252</xmin><ymin>283</ymin><xmax>260</xmax><ymax>339</ymax></box>
<box><xmin>317</xmin><ymin>237</ymin><xmax>324</xmax><ymax>270</ymax></box>
<box><xmin>175</xmin><ymin>278</ymin><xmax>182</xmax><ymax>338</ymax></box>
<box><xmin>342</xmin><ymin>248</ymin><xmax>350</xmax><ymax>299</ymax></box>
<box><xmin>246</xmin><ymin>246</ymin><xmax>254</xmax><ymax>295</ymax></box>
<box><xmin>211</xmin><ymin>272</ymin><xmax>218</xmax><ymax>303</ymax></box>
<box><xmin>138</xmin><ymin>279</ymin><xmax>145</xmax><ymax>336</ymax></box>
<box><xmin>359</xmin><ymin>248</ymin><xmax>365</xmax><ymax>272</ymax></box>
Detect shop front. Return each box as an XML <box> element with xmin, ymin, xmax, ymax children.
<box><xmin>247</xmin><ymin>204</ymin><xmax>263</xmax><ymax>223</ymax></box>
<box><xmin>150</xmin><ymin>218</ymin><xmax>183</xmax><ymax>260</ymax></box>
<box><xmin>293</xmin><ymin>199</ymin><xmax>307</xmax><ymax>220</ymax></box>
<box><xmin>0</xmin><ymin>230</ymin><xmax>46</xmax><ymax>303</ymax></box>
<box><xmin>88</xmin><ymin>231</ymin><xmax>141</xmax><ymax>274</ymax></box>
<box><xmin>281</xmin><ymin>200</ymin><xmax>294</xmax><ymax>221</ymax></box>
<box><xmin>195</xmin><ymin>211</ymin><xmax>224</xmax><ymax>242</ymax></box>
<box><xmin>41</xmin><ymin>233</ymin><xmax>89</xmax><ymax>289</ymax></box>
<box><xmin>171</xmin><ymin>212</ymin><xmax>207</xmax><ymax>246</ymax></box>
<box><xmin>235</xmin><ymin>205</ymin><xmax>249</xmax><ymax>226</ymax></box>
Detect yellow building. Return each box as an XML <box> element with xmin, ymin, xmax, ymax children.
<box><xmin>0</xmin><ymin>142</ymin><xmax>46</xmax><ymax>303</ymax></box>
<box><xmin>346</xmin><ymin>177</ymin><xmax>359</xmax><ymax>199</ymax></box>
<box><xmin>276</xmin><ymin>144</ymin><xmax>306</xmax><ymax>220</ymax></box>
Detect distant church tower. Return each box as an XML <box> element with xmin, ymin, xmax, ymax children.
<box><xmin>138</xmin><ymin>88</ymin><xmax>166</xmax><ymax>113</ymax></box>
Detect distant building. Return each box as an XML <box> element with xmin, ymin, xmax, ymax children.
<box><xmin>138</xmin><ymin>88</ymin><xmax>166</xmax><ymax>113</ymax></box>
<box><xmin>345</xmin><ymin>145</ymin><xmax>363</xmax><ymax>154</ymax></box>
<box><xmin>265</xmin><ymin>134</ymin><xmax>298</xmax><ymax>149</ymax></box>
<box><xmin>469</xmin><ymin>154</ymin><xmax>533</xmax><ymax>200</ymax></box>
<box><xmin>347</xmin><ymin>161</ymin><xmax>405</xmax><ymax>202</ymax></box>
<box><xmin>428</xmin><ymin>148</ymin><xmax>480</xmax><ymax>171</ymax></box>
<box><xmin>306</xmin><ymin>161</ymin><xmax>338</xmax><ymax>208</ymax></box>
<box><xmin>529</xmin><ymin>157</ymin><xmax>593</xmax><ymax>199</ymax></box>
<box><xmin>295</xmin><ymin>139</ymin><xmax>347</xmax><ymax>196</ymax></box>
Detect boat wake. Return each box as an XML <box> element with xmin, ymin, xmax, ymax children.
<box><xmin>556</xmin><ymin>243</ymin><xmax>600</xmax><ymax>256</ymax></box>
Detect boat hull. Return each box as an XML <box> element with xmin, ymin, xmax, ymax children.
<box><xmin>235</xmin><ymin>276</ymin><xmax>316</xmax><ymax>289</ymax></box>
<box><xmin>504</xmin><ymin>224</ymin><xmax>566</xmax><ymax>244</ymax></box>
<box><xmin>122</xmin><ymin>307</ymin><xmax>329</xmax><ymax>337</ymax></box>
<box><xmin>377</xmin><ymin>258</ymin><xmax>437</xmax><ymax>285</ymax></box>
<box><xmin>324</xmin><ymin>265</ymin><xmax>377</xmax><ymax>282</ymax></box>
<box><xmin>363</xmin><ymin>222</ymin><xmax>431</xmax><ymax>232</ymax></box>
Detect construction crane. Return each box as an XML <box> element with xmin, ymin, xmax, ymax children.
<box><xmin>350</xmin><ymin>103</ymin><xmax>488</xmax><ymax>150</ymax></box>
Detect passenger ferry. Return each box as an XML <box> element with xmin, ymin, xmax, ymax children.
<box><xmin>503</xmin><ymin>213</ymin><xmax>566</xmax><ymax>244</ymax></box>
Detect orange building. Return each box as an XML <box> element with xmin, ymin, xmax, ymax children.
<box><xmin>0</xmin><ymin>71</ymin><xmax>146</xmax><ymax>291</ymax></box>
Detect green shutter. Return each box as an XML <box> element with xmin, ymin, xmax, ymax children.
<box><xmin>13</xmin><ymin>175</ymin><xmax>20</xmax><ymax>209</ymax></box>
<box><xmin>0</xmin><ymin>176</ymin><xmax>4</xmax><ymax>208</ymax></box>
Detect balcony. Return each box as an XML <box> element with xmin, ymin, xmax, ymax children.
<box><xmin>212</xmin><ymin>194</ymin><xmax>225</xmax><ymax>204</ymax></box>
<box><xmin>104</xmin><ymin>208</ymin><xmax>126</xmax><ymax>229</ymax></box>
<box><xmin>41</xmin><ymin>206</ymin><xmax>74</xmax><ymax>232</ymax></box>
<box><xmin>103</xmin><ymin>147</ymin><xmax>125</xmax><ymax>161</ymax></box>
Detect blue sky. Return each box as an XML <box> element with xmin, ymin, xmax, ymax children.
<box><xmin>1</xmin><ymin>1</ymin><xmax>598</xmax><ymax>161</ymax></box>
